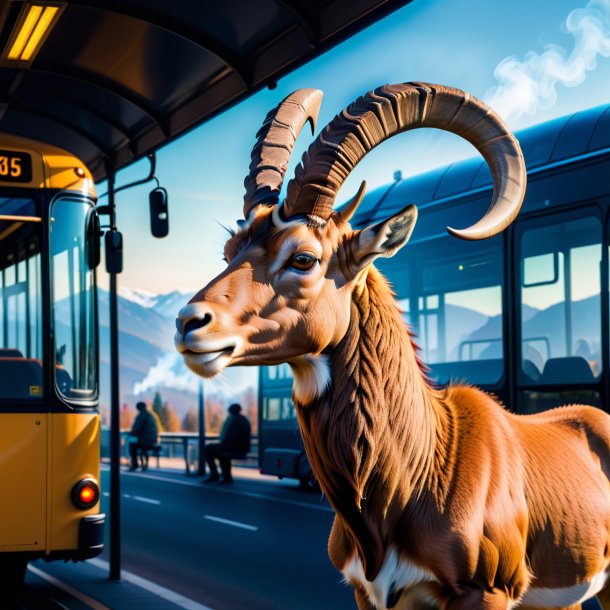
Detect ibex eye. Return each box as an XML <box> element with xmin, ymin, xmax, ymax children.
<box><xmin>289</xmin><ymin>253</ymin><xmax>317</xmax><ymax>272</ymax></box>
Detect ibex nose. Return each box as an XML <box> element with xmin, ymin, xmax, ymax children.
<box><xmin>176</xmin><ymin>304</ymin><xmax>214</xmax><ymax>336</ymax></box>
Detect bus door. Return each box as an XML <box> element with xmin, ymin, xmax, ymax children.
<box><xmin>514</xmin><ymin>207</ymin><xmax>603</xmax><ymax>413</ymax></box>
<box><xmin>0</xmin><ymin>195</ymin><xmax>45</xmax><ymax>550</ymax></box>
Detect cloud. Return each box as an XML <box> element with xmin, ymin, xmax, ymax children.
<box><xmin>133</xmin><ymin>350</ymin><xmax>258</xmax><ymax>397</ymax></box>
<box><xmin>484</xmin><ymin>0</ymin><xmax>610</xmax><ymax>123</ymax></box>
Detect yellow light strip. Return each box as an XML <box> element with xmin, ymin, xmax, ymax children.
<box><xmin>21</xmin><ymin>5</ymin><xmax>59</xmax><ymax>61</ymax></box>
<box><xmin>0</xmin><ymin>215</ymin><xmax>42</xmax><ymax>223</ymax></box>
<box><xmin>6</xmin><ymin>4</ymin><xmax>43</xmax><ymax>60</ymax></box>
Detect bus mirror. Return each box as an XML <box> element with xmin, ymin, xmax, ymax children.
<box><xmin>86</xmin><ymin>211</ymin><xmax>101</xmax><ymax>270</ymax></box>
<box><xmin>149</xmin><ymin>187</ymin><xmax>169</xmax><ymax>238</ymax></box>
<box><xmin>105</xmin><ymin>230</ymin><xmax>123</xmax><ymax>274</ymax></box>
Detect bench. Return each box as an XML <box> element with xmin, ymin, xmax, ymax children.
<box><xmin>138</xmin><ymin>443</ymin><xmax>163</xmax><ymax>470</ymax></box>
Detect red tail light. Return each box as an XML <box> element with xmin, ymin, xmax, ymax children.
<box><xmin>71</xmin><ymin>478</ymin><xmax>99</xmax><ymax>510</ymax></box>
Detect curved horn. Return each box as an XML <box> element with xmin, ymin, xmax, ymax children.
<box><xmin>243</xmin><ymin>88</ymin><xmax>323</xmax><ymax>219</ymax></box>
<box><xmin>283</xmin><ymin>83</ymin><xmax>526</xmax><ymax>240</ymax></box>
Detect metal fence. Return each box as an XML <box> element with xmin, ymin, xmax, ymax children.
<box><xmin>101</xmin><ymin>427</ymin><xmax>258</xmax><ymax>474</ymax></box>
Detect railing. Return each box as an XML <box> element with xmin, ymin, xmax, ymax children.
<box><xmin>100</xmin><ymin>428</ymin><xmax>258</xmax><ymax>475</ymax></box>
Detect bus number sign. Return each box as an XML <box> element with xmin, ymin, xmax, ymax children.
<box><xmin>0</xmin><ymin>150</ymin><xmax>33</xmax><ymax>183</ymax></box>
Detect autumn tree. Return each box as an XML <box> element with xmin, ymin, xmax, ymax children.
<box><xmin>151</xmin><ymin>391</ymin><xmax>181</xmax><ymax>432</ymax></box>
<box><xmin>182</xmin><ymin>408</ymin><xmax>198</xmax><ymax>432</ymax></box>
<box><xmin>120</xmin><ymin>402</ymin><xmax>134</xmax><ymax>430</ymax></box>
<box><xmin>163</xmin><ymin>401</ymin><xmax>181</xmax><ymax>432</ymax></box>
<box><xmin>152</xmin><ymin>391</ymin><xmax>166</xmax><ymax>432</ymax></box>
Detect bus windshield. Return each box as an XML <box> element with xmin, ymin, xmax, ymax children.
<box><xmin>50</xmin><ymin>197</ymin><xmax>97</xmax><ymax>402</ymax></box>
<box><xmin>0</xmin><ymin>197</ymin><xmax>43</xmax><ymax>400</ymax></box>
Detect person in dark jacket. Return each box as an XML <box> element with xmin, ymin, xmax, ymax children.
<box><xmin>128</xmin><ymin>401</ymin><xmax>159</xmax><ymax>471</ymax></box>
<box><xmin>202</xmin><ymin>403</ymin><xmax>251</xmax><ymax>484</ymax></box>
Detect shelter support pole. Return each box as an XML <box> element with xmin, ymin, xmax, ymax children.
<box><xmin>108</xmin><ymin>170</ymin><xmax>122</xmax><ymax>581</ymax></box>
<box><xmin>197</xmin><ymin>381</ymin><xmax>206</xmax><ymax>475</ymax></box>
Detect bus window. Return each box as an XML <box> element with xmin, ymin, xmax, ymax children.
<box><xmin>264</xmin><ymin>363</ymin><xmax>293</xmax><ymax>381</ymax></box>
<box><xmin>50</xmin><ymin>198</ymin><xmax>97</xmax><ymax>402</ymax></box>
<box><xmin>411</xmin><ymin>241</ymin><xmax>503</xmax><ymax>386</ymax></box>
<box><xmin>0</xmin><ymin>197</ymin><xmax>43</xmax><ymax>400</ymax></box>
<box><xmin>262</xmin><ymin>395</ymin><xmax>296</xmax><ymax>422</ymax></box>
<box><xmin>519</xmin><ymin>214</ymin><xmax>601</xmax><ymax>386</ymax></box>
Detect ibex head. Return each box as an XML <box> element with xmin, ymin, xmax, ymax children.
<box><xmin>175</xmin><ymin>83</ymin><xmax>525</xmax><ymax>402</ymax></box>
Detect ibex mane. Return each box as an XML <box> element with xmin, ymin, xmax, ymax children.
<box><xmin>175</xmin><ymin>83</ymin><xmax>610</xmax><ymax>610</ymax></box>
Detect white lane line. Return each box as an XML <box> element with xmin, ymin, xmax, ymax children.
<box><xmin>88</xmin><ymin>558</ymin><xmax>214</xmax><ymax>610</ymax></box>
<box><xmin>28</xmin><ymin>564</ymin><xmax>110</xmax><ymax>610</ymax></box>
<box><xmin>204</xmin><ymin>515</ymin><xmax>258</xmax><ymax>531</ymax></box>
<box><xmin>104</xmin><ymin>490</ymin><xmax>160</xmax><ymax>505</ymax></box>
<box><xmin>134</xmin><ymin>495</ymin><xmax>161</xmax><ymax>505</ymax></box>
<box><xmin>108</xmin><ymin>469</ymin><xmax>333</xmax><ymax>513</ymax></box>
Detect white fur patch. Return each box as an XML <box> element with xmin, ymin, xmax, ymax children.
<box><xmin>342</xmin><ymin>548</ymin><xmax>438</xmax><ymax>610</ymax></box>
<box><xmin>520</xmin><ymin>570</ymin><xmax>608</xmax><ymax>607</ymax></box>
<box><xmin>289</xmin><ymin>354</ymin><xmax>331</xmax><ymax>404</ymax></box>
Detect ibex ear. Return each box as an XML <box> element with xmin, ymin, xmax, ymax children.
<box><xmin>350</xmin><ymin>204</ymin><xmax>418</xmax><ymax>273</ymax></box>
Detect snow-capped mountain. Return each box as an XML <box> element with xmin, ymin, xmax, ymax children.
<box><xmin>118</xmin><ymin>286</ymin><xmax>194</xmax><ymax>320</ymax></box>
<box><xmin>96</xmin><ymin>285</ymin><xmax>257</xmax><ymax>417</ymax></box>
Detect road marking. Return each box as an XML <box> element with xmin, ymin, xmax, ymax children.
<box><xmin>108</xmin><ymin>468</ymin><xmax>333</xmax><ymax>513</ymax></box>
<box><xmin>28</xmin><ymin>564</ymin><xmax>110</xmax><ymax>610</ymax></box>
<box><xmin>204</xmin><ymin>515</ymin><xmax>258</xmax><ymax>531</ymax></box>
<box><xmin>102</xmin><ymin>485</ymin><xmax>161</xmax><ymax>506</ymax></box>
<box><xmin>88</xmin><ymin>558</ymin><xmax>214</xmax><ymax>610</ymax></box>
<box><xmin>134</xmin><ymin>495</ymin><xmax>161</xmax><ymax>505</ymax></box>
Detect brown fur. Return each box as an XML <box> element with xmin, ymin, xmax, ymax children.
<box><xmin>320</xmin><ymin>270</ymin><xmax>609</xmax><ymax>608</ymax></box>
<box><xmin>177</xmin><ymin>207</ymin><xmax>610</xmax><ymax>609</ymax></box>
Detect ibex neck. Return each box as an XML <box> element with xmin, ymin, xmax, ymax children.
<box><xmin>295</xmin><ymin>268</ymin><xmax>443</xmax><ymax>518</ymax></box>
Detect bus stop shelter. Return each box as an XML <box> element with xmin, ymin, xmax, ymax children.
<box><xmin>0</xmin><ymin>0</ymin><xmax>413</xmax><ymax>580</ymax></box>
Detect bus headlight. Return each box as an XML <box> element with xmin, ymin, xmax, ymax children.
<box><xmin>71</xmin><ymin>478</ymin><xmax>100</xmax><ymax>510</ymax></box>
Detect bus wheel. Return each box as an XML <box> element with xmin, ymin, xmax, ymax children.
<box><xmin>0</xmin><ymin>554</ymin><xmax>28</xmax><ymax>596</ymax></box>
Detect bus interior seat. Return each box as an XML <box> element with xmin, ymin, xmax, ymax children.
<box><xmin>0</xmin><ymin>348</ymin><xmax>24</xmax><ymax>358</ymax></box>
<box><xmin>539</xmin><ymin>356</ymin><xmax>596</xmax><ymax>384</ymax></box>
<box><xmin>521</xmin><ymin>359</ymin><xmax>542</xmax><ymax>381</ymax></box>
<box><xmin>0</xmin><ymin>357</ymin><xmax>42</xmax><ymax>398</ymax></box>
<box><xmin>429</xmin><ymin>359</ymin><xmax>503</xmax><ymax>386</ymax></box>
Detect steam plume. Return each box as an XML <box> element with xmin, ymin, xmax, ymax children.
<box><xmin>485</xmin><ymin>0</ymin><xmax>610</xmax><ymax>122</ymax></box>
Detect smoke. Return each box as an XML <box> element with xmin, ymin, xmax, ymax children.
<box><xmin>132</xmin><ymin>350</ymin><xmax>258</xmax><ymax>397</ymax></box>
<box><xmin>484</xmin><ymin>0</ymin><xmax>610</xmax><ymax>123</ymax></box>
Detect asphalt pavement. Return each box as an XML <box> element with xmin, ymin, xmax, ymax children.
<box><xmin>15</xmin><ymin>464</ymin><xmax>604</xmax><ymax>610</ymax></box>
<box><xmin>16</xmin><ymin>464</ymin><xmax>353</xmax><ymax>610</ymax></box>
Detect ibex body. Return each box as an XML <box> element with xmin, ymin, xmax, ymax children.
<box><xmin>175</xmin><ymin>84</ymin><xmax>610</xmax><ymax>610</ymax></box>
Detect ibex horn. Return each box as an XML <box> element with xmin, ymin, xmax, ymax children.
<box><xmin>282</xmin><ymin>82</ymin><xmax>526</xmax><ymax>240</ymax></box>
<box><xmin>243</xmin><ymin>88</ymin><xmax>323</xmax><ymax>219</ymax></box>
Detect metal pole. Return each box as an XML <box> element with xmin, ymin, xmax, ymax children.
<box><xmin>197</xmin><ymin>380</ymin><xmax>206</xmax><ymax>476</ymax></box>
<box><xmin>108</xmin><ymin>170</ymin><xmax>121</xmax><ymax>581</ymax></box>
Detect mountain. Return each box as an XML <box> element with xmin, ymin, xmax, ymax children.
<box><xmin>118</xmin><ymin>287</ymin><xmax>194</xmax><ymax>320</ymax></box>
<box><xmin>95</xmin><ymin>287</ymin><xmax>257</xmax><ymax>420</ymax></box>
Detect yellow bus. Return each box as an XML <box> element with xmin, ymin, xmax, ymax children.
<box><xmin>0</xmin><ymin>134</ymin><xmax>104</xmax><ymax>592</ymax></box>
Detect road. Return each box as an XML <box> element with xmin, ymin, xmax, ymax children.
<box><xmin>99</xmin><ymin>467</ymin><xmax>353</xmax><ymax>610</ymax></box>
<box><xmin>17</xmin><ymin>466</ymin><xmax>604</xmax><ymax>609</ymax></box>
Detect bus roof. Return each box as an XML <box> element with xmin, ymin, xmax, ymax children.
<box><xmin>0</xmin><ymin>132</ymin><xmax>95</xmax><ymax>197</ymax></box>
<box><xmin>349</xmin><ymin>103</ymin><xmax>610</xmax><ymax>228</ymax></box>
<box><xmin>0</xmin><ymin>1</ymin><xmax>413</xmax><ymax>182</ymax></box>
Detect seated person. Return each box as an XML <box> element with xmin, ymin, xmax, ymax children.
<box><xmin>202</xmin><ymin>403</ymin><xmax>251</xmax><ymax>484</ymax></box>
<box><xmin>128</xmin><ymin>401</ymin><xmax>159</xmax><ymax>471</ymax></box>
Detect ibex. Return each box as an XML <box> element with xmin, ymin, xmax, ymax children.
<box><xmin>175</xmin><ymin>83</ymin><xmax>610</xmax><ymax>610</ymax></box>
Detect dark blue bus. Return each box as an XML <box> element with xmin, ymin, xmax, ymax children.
<box><xmin>259</xmin><ymin>102</ymin><xmax>610</xmax><ymax>484</ymax></box>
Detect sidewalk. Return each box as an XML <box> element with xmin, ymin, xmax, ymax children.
<box><xmin>27</xmin><ymin>555</ymin><xmax>213</xmax><ymax>610</ymax></box>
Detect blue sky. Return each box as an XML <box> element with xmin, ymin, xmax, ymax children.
<box><xmin>99</xmin><ymin>0</ymin><xmax>610</xmax><ymax>296</ymax></box>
